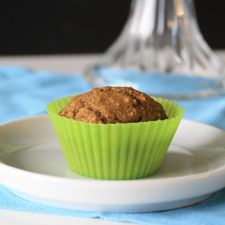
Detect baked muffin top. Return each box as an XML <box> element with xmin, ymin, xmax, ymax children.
<box><xmin>59</xmin><ymin>86</ymin><xmax>168</xmax><ymax>123</ymax></box>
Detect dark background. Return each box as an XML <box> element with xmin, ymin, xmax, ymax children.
<box><xmin>0</xmin><ymin>0</ymin><xmax>225</xmax><ymax>55</ymax></box>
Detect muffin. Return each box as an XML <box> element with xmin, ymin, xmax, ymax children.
<box><xmin>59</xmin><ymin>86</ymin><xmax>167</xmax><ymax>123</ymax></box>
<box><xmin>47</xmin><ymin>86</ymin><xmax>183</xmax><ymax>180</ymax></box>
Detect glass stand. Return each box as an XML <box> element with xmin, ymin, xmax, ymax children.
<box><xmin>85</xmin><ymin>0</ymin><xmax>225</xmax><ymax>99</ymax></box>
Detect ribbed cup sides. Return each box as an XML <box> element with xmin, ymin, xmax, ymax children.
<box><xmin>47</xmin><ymin>97</ymin><xmax>183</xmax><ymax>180</ymax></box>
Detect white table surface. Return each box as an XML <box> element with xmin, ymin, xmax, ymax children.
<box><xmin>0</xmin><ymin>54</ymin><xmax>98</xmax><ymax>74</ymax></box>
<box><xmin>0</xmin><ymin>51</ymin><xmax>224</xmax><ymax>74</ymax></box>
<box><xmin>0</xmin><ymin>210</ymin><xmax>130</xmax><ymax>225</ymax></box>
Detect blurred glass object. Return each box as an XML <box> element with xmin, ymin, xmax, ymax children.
<box><xmin>85</xmin><ymin>0</ymin><xmax>225</xmax><ymax>99</ymax></box>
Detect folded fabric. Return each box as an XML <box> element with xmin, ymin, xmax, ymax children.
<box><xmin>0</xmin><ymin>66</ymin><xmax>90</xmax><ymax>123</ymax></box>
<box><xmin>0</xmin><ymin>66</ymin><xmax>225</xmax><ymax>225</ymax></box>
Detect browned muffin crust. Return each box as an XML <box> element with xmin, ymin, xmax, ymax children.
<box><xmin>59</xmin><ymin>86</ymin><xmax>168</xmax><ymax>123</ymax></box>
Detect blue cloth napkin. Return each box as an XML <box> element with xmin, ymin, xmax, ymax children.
<box><xmin>1</xmin><ymin>66</ymin><xmax>225</xmax><ymax>225</ymax></box>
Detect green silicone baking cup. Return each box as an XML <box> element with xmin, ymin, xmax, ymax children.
<box><xmin>47</xmin><ymin>96</ymin><xmax>183</xmax><ymax>180</ymax></box>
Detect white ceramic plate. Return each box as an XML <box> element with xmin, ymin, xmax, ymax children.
<box><xmin>0</xmin><ymin>115</ymin><xmax>225</xmax><ymax>213</ymax></box>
